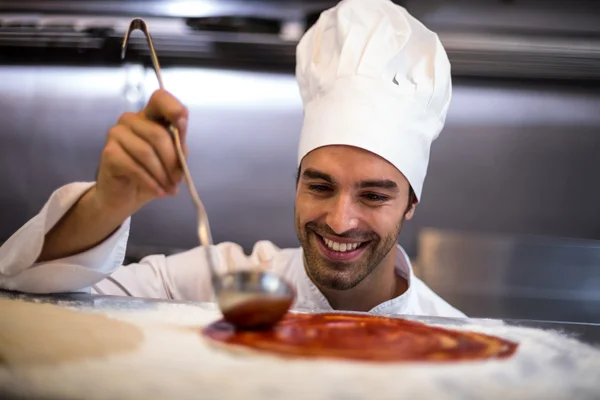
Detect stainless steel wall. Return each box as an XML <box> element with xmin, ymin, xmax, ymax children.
<box><xmin>0</xmin><ymin>65</ymin><xmax>304</xmax><ymax>257</ymax></box>
<box><xmin>2</xmin><ymin>65</ymin><xmax>599</xmax><ymax>254</ymax></box>
<box><xmin>1</xmin><ymin>65</ymin><xmax>600</xmax><ymax>321</ymax></box>
<box><xmin>416</xmin><ymin>228</ymin><xmax>600</xmax><ymax>323</ymax></box>
<box><xmin>405</xmin><ymin>79</ymin><xmax>600</xmax><ymax>256</ymax></box>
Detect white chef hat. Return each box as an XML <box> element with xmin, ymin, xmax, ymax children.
<box><xmin>295</xmin><ymin>0</ymin><xmax>452</xmax><ymax>200</ymax></box>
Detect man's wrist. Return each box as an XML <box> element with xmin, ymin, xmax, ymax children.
<box><xmin>89</xmin><ymin>185</ymin><xmax>136</xmax><ymax>224</ymax></box>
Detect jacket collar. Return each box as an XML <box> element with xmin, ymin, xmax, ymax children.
<box><xmin>292</xmin><ymin>244</ymin><xmax>417</xmax><ymax>315</ymax></box>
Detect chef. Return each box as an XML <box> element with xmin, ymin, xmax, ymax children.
<box><xmin>0</xmin><ymin>0</ymin><xmax>465</xmax><ymax>318</ymax></box>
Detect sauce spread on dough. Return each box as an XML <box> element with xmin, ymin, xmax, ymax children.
<box><xmin>202</xmin><ymin>312</ymin><xmax>518</xmax><ymax>362</ymax></box>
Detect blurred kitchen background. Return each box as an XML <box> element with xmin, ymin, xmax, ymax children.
<box><xmin>1</xmin><ymin>0</ymin><xmax>599</xmax><ymax>323</ymax></box>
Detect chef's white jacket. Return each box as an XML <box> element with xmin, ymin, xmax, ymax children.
<box><xmin>0</xmin><ymin>182</ymin><xmax>466</xmax><ymax>318</ymax></box>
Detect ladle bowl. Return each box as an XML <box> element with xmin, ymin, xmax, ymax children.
<box><xmin>214</xmin><ymin>270</ymin><xmax>295</xmax><ymax>330</ymax></box>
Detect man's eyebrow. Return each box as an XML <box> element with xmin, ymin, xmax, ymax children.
<box><xmin>302</xmin><ymin>168</ymin><xmax>336</xmax><ymax>184</ymax></box>
<box><xmin>357</xmin><ymin>179</ymin><xmax>399</xmax><ymax>191</ymax></box>
<box><xmin>302</xmin><ymin>169</ymin><xmax>398</xmax><ymax>191</ymax></box>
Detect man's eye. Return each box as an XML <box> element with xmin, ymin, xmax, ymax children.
<box><xmin>308</xmin><ymin>184</ymin><xmax>331</xmax><ymax>193</ymax></box>
<box><xmin>362</xmin><ymin>193</ymin><xmax>389</xmax><ymax>202</ymax></box>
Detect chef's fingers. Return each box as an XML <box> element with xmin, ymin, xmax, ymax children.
<box><xmin>141</xmin><ymin>89</ymin><xmax>189</xmax><ymax>140</ymax></box>
<box><xmin>108</xmin><ymin>126</ymin><xmax>174</xmax><ymax>195</ymax></box>
<box><xmin>104</xmin><ymin>132</ymin><xmax>165</xmax><ymax>198</ymax></box>
<box><xmin>119</xmin><ymin>113</ymin><xmax>181</xmax><ymax>186</ymax></box>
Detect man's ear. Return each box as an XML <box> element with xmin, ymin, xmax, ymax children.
<box><xmin>404</xmin><ymin>197</ymin><xmax>418</xmax><ymax>221</ymax></box>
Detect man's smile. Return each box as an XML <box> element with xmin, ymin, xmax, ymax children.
<box><xmin>312</xmin><ymin>231</ymin><xmax>372</xmax><ymax>262</ymax></box>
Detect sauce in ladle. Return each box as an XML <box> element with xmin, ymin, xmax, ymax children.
<box><xmin>221</xmin><ymin>297</ymin><xmax>295</xmax><ymax>330</ymax></box>
<box><xmin>214</xmin><ymin>270</ymin><xmax>296</xmax><ymax>330</ymax></box>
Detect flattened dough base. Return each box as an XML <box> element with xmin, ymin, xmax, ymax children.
<box><xmin>0</xmin><ymin>299</ymin><xmax>143</xmax><ymax>366</ymax></box>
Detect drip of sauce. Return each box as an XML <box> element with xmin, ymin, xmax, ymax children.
<box><xmin>203</xmin><ymin>312</ymin><xmax>518</xmax><ymax>363</ymax></box>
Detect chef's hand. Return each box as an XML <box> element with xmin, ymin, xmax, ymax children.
<box><xmin>95</xmin><ymin>89</ymin><xmax>189</xmax><ymax>216</ymax></box>
<box><xmin>37</xmin><ymin>89</ymin><xmax>189</xmax><ymax>263</ymax></box>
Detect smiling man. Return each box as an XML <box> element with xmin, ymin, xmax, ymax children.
<box><xmin>296</xmin><ymin>146</ymin><xmax>418</xmax><ymax>312</ymax></box>
<box><xmin>0</xmin><ymin>0</ymin><xmax>465</xmax><ymax>318</ymax></box>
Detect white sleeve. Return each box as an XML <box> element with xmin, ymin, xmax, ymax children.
<box><xmin>0</xmin><ymin>180</ymin><xmax>282</xmax><ymax>301</ymax></box>
<box><xmin>0</xmin><ymin>182</ymin><xmax>130</xmax><ymax>294</ymax></box>
<box><xmin>92</xmin><ymin>241</ymin><xmax>283</xmax><ymax>301</ymax></box>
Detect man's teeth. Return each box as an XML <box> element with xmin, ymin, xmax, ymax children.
<box><xmin>323</xmin><ymin>237</ymin><xmax>361</xmax><ymax>252</ymax></box>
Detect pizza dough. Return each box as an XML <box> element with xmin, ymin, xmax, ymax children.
<box><xmin>0</xmin><ymin>301</ymin><xmax>599</xmax><ymax>399</ymax></box>
<box><xmin>202</xmin><ymin>312</ymin><xmax>517</xmax><ymax>362</ymax></box>
<box><xmin>0</xmin><ymin>299</ymin><xmax>143</xmax><ymax>366</ymax></box>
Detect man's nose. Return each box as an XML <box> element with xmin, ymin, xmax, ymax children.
<box><xmin>325</xmin><ymin>195</ymin><xmax>359</xmax><ymax>235</ymax></box>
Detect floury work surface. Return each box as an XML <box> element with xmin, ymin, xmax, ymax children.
<box><xmin>1</xmin><ymin>66</ymin><xmax>600</xmax><ymax>322</ymax></box>
<box><xmin>0</xmin><ymin>289</ymin><xmax>599</xmax><ymax>400</ymax></box>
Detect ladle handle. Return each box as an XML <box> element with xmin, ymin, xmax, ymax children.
<box><xmin>167</xmin><ymin>124</ymin><xmax>213</xmax><ymax>247</ymax></box>
<box><xmin>167</xmin><ymin>124</ymin><xmax>220</xmax><ymax>283</ymax></box>
<box><xmin>121</xmin><ymin>18</ymin><xmax>219</xmax><ymax>280</ymax></box>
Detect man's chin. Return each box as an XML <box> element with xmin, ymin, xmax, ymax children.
<box><xmin>304</xmin><ymin>259</ymin><xmax>364</xmax><ymax>291</ymax></box>
<box><xmin>310</xmin><ymin>272</ymin><xmax>358</xmax><ymax>291</ymax></box>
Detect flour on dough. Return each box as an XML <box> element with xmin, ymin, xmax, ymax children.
<box><xmin>0</xmin><ymin>299</ymin><xmax>144</xmax><ymax>366</ymax></box>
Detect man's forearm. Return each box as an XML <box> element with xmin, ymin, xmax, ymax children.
<box><xmin>37</xmin><ymin>186</ymin><xmax>130</xmax><ymax>262</ymax></box>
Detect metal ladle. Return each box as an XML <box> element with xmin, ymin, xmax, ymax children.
<box><xmin>121</xmin><ymin>18</ymin><xmax>295</xmax><ymax>330</ymax></box>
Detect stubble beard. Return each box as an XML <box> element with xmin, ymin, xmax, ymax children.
<box><xmin>295</xmin><ymin>212</ymin><xmax>403</xmax><ymax>291</ymax></box>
